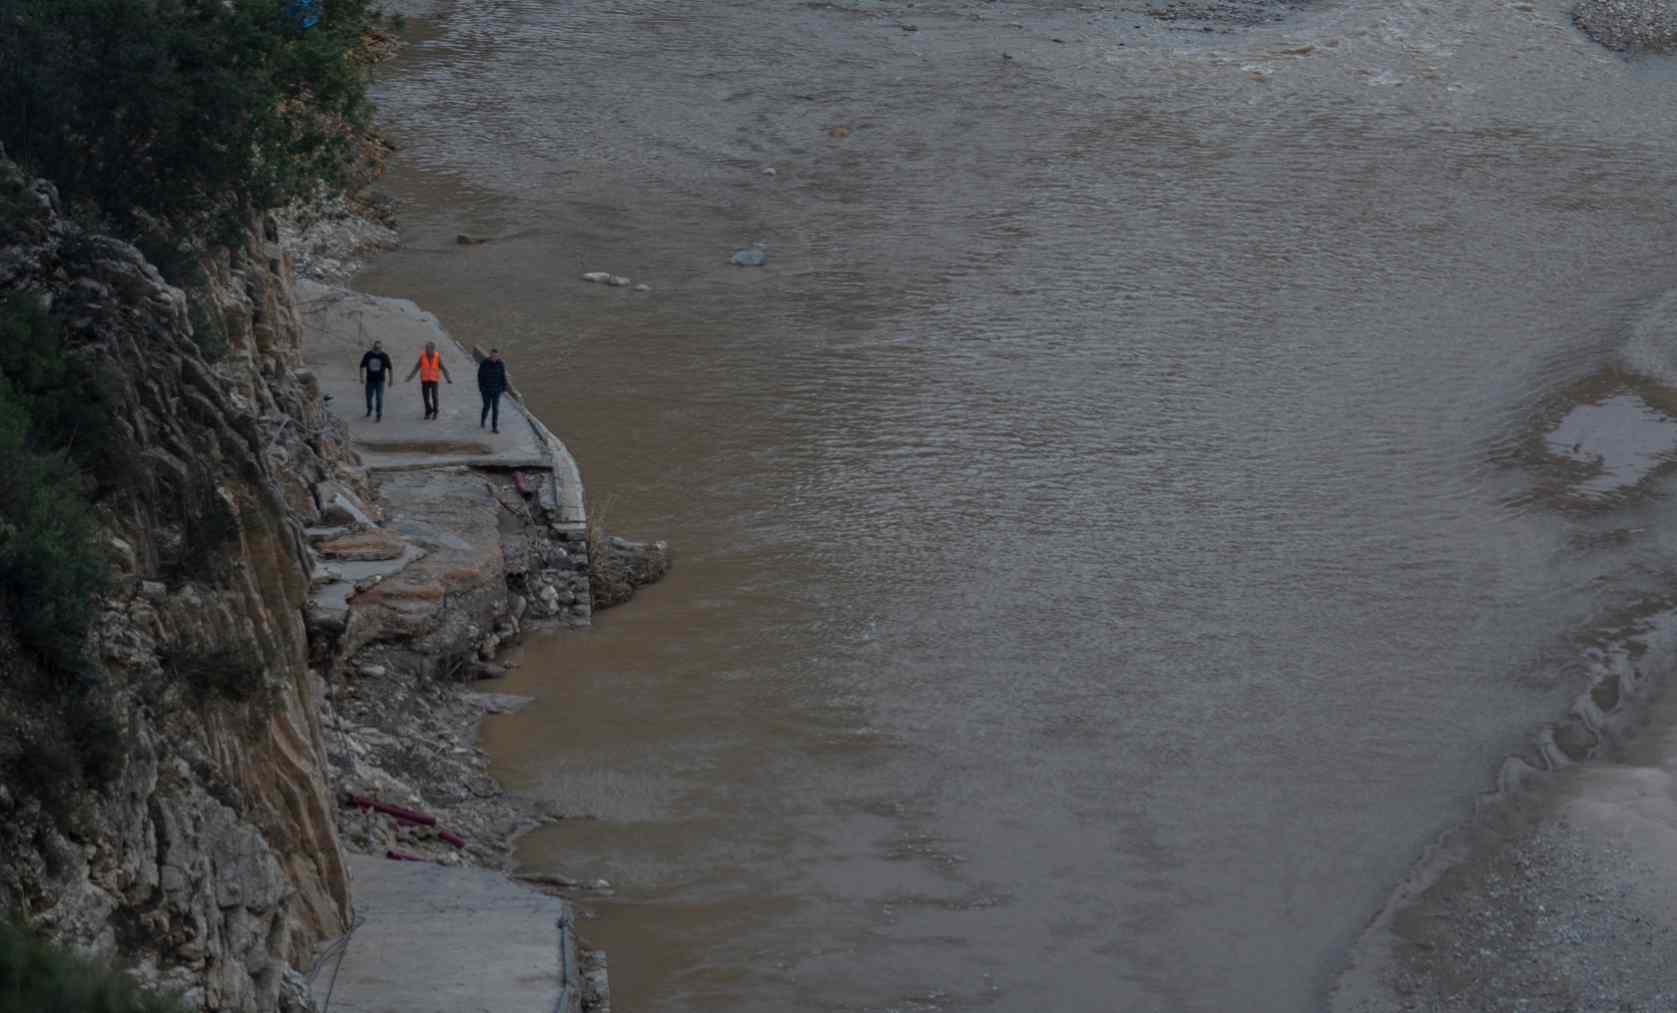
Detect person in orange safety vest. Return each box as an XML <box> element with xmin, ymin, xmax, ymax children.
<box><xmin>403</xmin><ymin>340</ymin><xmax>454</xmax><ymax>420</ymax></box>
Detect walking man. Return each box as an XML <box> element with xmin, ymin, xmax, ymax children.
<box><xmin>404</xmin><ymin>341</ymin><xmax>453</xmax><ymax>420</ymax></box>
<box><xmin>359</xmin><ymin>339</ymin><xmax>393</xmax><ymax>421</ymax></box>
<box><xmin>478</xmin><ymin>348</ymin><xmax>509</xmax><ymax>434</ymax></box>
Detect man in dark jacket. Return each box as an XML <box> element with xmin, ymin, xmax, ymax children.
<box><xmin>478</xmin><ymin>348</ymin><xmax>509</xmax><ymax>434</ymax></box>
<box><xmin>359</xmin><ymin>340</ymin><xmax>393</xmax><ymax>421</ymax></box>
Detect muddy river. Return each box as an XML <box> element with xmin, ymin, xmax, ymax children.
<box><xmin>354</xmin><ymin>1</ymin><xmax>1677</xmax><ymax>1008</ymax></box>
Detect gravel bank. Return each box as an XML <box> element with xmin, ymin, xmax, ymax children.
<box><xmin>1574</xmin><ymin>0</ymin><xmax>1677</xmax><ymax>52</ymax></box>
<box><xmin>1334</xmin><ymin>613</ymin><xmax>1677</xmax><ymax>1012</ymax></box>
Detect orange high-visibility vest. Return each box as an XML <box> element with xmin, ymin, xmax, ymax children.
<box><xmin>419</xmin><ymin>351</ymin><xmax>442</xmax><ymax>382</ymax></box>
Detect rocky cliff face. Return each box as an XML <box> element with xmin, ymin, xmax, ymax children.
<box><xmin>0</xmin><ymin>155</ymin><xmax>357</xmax><ymax>1010</ymax></box>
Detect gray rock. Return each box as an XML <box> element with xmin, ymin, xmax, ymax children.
<box><xmin>317</xmin><ymin>481</ymin><xmax>375</xmax><ymax>528</ymax></box>
<box><xmin>140</xmin><ymin>580</ymin><xmax>167</xmax><ymax>601</ymax></box>
<box><xmin>731</xmin><ymin>245</ymin><xmax>768</xmax><ymax>267</ymax></box>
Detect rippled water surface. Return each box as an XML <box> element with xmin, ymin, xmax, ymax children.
<box><xmin>355</xmin><ymin>2</ymin><xmax>1677</xmax><ymax>1009</ymax></box>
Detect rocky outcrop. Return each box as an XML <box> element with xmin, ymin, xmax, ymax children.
<box><xmin>0</xmin><ymin>155</ymin><xmax>356</xmax><ymax>1009</ymax></box>
<box><xmin>590</xmin><ymin>536</ymin><xmax>672</xmax><ymax>610</ymax></box>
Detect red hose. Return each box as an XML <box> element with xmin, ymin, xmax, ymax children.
<box><xmin>438</xmin><ymin>830</ymin><xmax>466</xmax><ymax>848</ymax></box>
<box><xmin>350</xmin><ymin>795</ymin><xmax>438</xmax><ymax>827</ymax></box>
<box><xmin>385</xmin><ymin>850</ymin><xmax>427</xmax><ymax>862</ymax></box>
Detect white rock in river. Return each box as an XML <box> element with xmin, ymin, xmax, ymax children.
<box><xmin>633</xmin><ymin>283</ymin><xmax>651</xmax><ymax>292</ymax></box>
<box><xmin>580</xmin><ymin>272</ymin><xmax>612</xmax><ymax>284</ymax></box>
<box><xmin>606</xmin><ymin>275</ymin><xmax>631</xmax><ymax>287</ymax></box>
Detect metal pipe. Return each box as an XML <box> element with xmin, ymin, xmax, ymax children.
<box><xmin>553</xmin><ymin>910</ymin><xmax>574</xmax><ymax>1013</ymax></box>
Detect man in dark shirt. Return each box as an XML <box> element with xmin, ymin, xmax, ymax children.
<box><xmin>478</xmin><ymin>348</ymin><xmax>509</xmax><ymax>434</ymax></box>
<box><xmin>359</xmin><ymin>340</ymin><xmax>393</xmax><ymax>421</ymax></box>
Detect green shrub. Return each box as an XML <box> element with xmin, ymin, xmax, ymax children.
<box><xmin>0</xmin><ymin>296</ymin><xmax>109</xmax><ymax>674</ymax></box>
<box><xmin>162</xmin><ymin>645</ymin><xmax>268</xmax><ymax>702</ymax></box>
<box><xmin>0</xmin><ymin>295</ymin><xmax>114</xmax><ymax>466</ymax></box>
<box><xmin>184</xmin><ymin>291</ymin><xmax>229</xmax><ymax>363</ymax></box>
<box><xmin>0</xmin><ymin>921</ymin><xmax>185</xmax><ymax>1013</ymax></box>
<box><xmin>0</xmin><ymin>381</ymin><xmax>107</xmax><ymax>675</ymax></box>
<box><xmin>0</xmin><ymin>0</ymin><xmax>379</xmax><ymax>253</ymax></box>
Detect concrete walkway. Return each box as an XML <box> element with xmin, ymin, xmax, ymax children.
<box><xmin>312</xmin><ymin>855</ymin><xmax>581</xmax><ymax>1013</ymax></box>
<box><xmin>297</xmin><ymin>280</ymin><xmax>551</xmax><ymax>472</ymax></box>
<box><xmin>296</xmin><ymin>280</ymin><xmax>586</xmax><ymax>531</ymax></box>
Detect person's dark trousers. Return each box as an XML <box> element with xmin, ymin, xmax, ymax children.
<box><xmin>480</xmin><ymin>389</ymin><xmax>501</xmax><ymax>431</ymax></box>
<box><xmin>365</xmin><ymin>378</ymin><xmax>384</xmax><ymax>419</ymax></box>
<box><xmin>421</xmin><ymin>380</ymin><xmax>439</xmax><ymax>418</ymax></box>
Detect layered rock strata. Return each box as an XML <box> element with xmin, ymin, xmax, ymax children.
<box><xmin>0</xmin><ymin>155</ymin><xmax>355</xmax><ymax>1011</ymax></box>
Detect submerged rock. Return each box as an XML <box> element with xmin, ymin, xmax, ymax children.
<box><xmin>731</xmin><ymin>245</ymin><xmax>767</xmax><ymax>267</ymax></box>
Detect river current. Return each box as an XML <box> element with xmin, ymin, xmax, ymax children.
<box><xmin>355</xmin><ymin>1</ymin><xmax>1677</xmax><ymax>1009</ymax></box>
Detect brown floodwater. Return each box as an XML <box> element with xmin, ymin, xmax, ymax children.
<box><xmin>354</xmin><ymin>1</ymin><xmax>1677</xmax><ymax>1009</ymax></box>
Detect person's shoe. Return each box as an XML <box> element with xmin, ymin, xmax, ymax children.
<box><xmin>376</xmin><ymin>413</ymin><xmax>382</xmax><ymax>421</ymax></box>
<box><xmin>491</xmin><ymin>426</ymin><xmax>499</xmax><ymax>434</ymax></box>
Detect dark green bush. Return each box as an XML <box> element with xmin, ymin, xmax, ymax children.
<box><xmin>0</xmin><ymin>295</ymin><xmax>114</xmax><ymax>465</ymax></box>
<box><xmin>162</xmin><ymin>645</ymin><xmax>268</xmax><ymax>702</ymax></box>
<box><xmin>0</xmin><ymin>920</ymin><xmax>185</xmax><ymax>1013</ymax></box>
<box><xmin>0</xmin><ymin>0</ymin><xmax>379</xmax><ymax>250</ymax></box>
<box><xmin>0</xmin><ymin>382</ymin><xmax>107</xmax><ymax>674</ymax></box>
<box><xmin>0</xmin><ymin>297</ymin><xmax>109</xmax><ymax>674</ymax></box>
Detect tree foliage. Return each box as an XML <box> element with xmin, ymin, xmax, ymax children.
<box><xmin>0</xmin><ymin>0</ymin><xmax>379</xmax><ymax>243</ymax></box>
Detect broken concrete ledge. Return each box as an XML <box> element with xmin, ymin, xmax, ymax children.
<box><xmin>310</xmin><ymin>854</ymin><xmax>581</xmax><ymax>1013</ymax></box>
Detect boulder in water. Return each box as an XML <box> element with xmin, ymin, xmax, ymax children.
<box><xmin>732</xmin><ymin>245</ymin><xmax>767</xmax><ymax>267</ymax></box>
